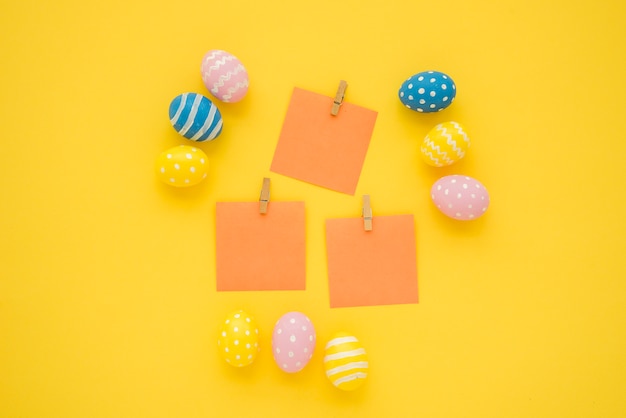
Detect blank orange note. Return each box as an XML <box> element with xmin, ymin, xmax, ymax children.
<box><xmin>215</xmin><ymin>201</ymin><xmax>306</xmax><ymax>291</ymax></box>
<box><xmin>325</xmin><ymin>215</ymin><xmax>418</xmax><ymax>308</ymax></box>
<box><xmin>270</xmin><ymin>87</ymin><xmax>378</xmax><ymax>195</ymax></box>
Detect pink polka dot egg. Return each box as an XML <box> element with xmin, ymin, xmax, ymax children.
<box><xmin>431</xmin><ymin>175</ymin><xmax>490</xmax><ymax>220</ymax></box>
<box><xmin>201</xmin><ymin>50</ymin><xmax>249</xmax><ymax>103</ymax></box>
<box><xmin>272</xmin><ymin>312</ymin><xmax>316</xmax><ymax>373</ymax></box>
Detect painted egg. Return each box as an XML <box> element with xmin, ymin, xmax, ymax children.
<box><xmin>399</xmin><ymin>71</ymin><xmax>456</xmax><ymax>113</ymax></box>
<box><xmin>431</xmin><ymin>175</ymin><xmax>490</xmax><ymax>220</ymax></box>
<box><xmin>421</xmin><ymin>121</ymin><xmax>470</xmax><ymax>167</ymax></box>
<box><xmin>201</xmin><ymin>50</ymin><xmax>249</xmax><ymax>103</ymax></box>
<box><xmin>168</xmin><ymin>92</ymin><xmax>223</xmax><ymax>141</ymax></box>
<box><xmin>156</xmin><ymin>145</ymin><xmax>208</xmax><ymax>187</ymax></box>
<box><xmin>271</xmin><ymin>312</ymin><xmax>316</xmax><ymax>373</ymax></box>
<box><xmin>218</xmin><ymin>310</ymin><xmax>260</xmax><ymax>367</ymax></box>
<box><xmin>324</xmin><ymin>332</ymin><xmax>368</xmax><ymax>391</ymax></box>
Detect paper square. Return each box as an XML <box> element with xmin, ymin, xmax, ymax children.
<box><xmin>270</xmin><ymin>87</ymin><xmax>378</xmax><ymax>195</ymax></box>
<box><xmin>325</xmin><ymin>214</ymin><xmax>418</xmax><ymax>308</ymax></box>
<box><xmin>216</xmin><ymin>201</ymin><xmax>306</xmax><ymax>291</ymax></box>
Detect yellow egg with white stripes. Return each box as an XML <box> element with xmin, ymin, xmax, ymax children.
<box><xmin>420</xmin><ymin>121</ymin><xmax>470</xmax><ymax>167</ymax></box>
<box><xmin>323</xmin><ymin>332</ymin><xmax>368</xmax><ymax>391</ymax></box>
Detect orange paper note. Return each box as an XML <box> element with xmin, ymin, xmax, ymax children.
<box><xmin>216</xmin><ymin>201</ymin><xmax>306</xmax><ymax>291</ymax></box>
<box><xmin>270</xmin><ymin>87</ymin><xmax>378</xmax><ymax>195</ymax></box>
<box><xmin>325</xmin><ymin>215</ymin><xmax>418</xmax><ymax>308</ymax></box>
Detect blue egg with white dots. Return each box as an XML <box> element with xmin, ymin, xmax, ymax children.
<box><xmin>398</xmin><ymin>71</ymin><xmax>456</xmax><ymax>113</ymax></box>
<box><xmin>168</xmin><ymin>92</ymin><xmax>223</xmax><ymax>141</ymax></box>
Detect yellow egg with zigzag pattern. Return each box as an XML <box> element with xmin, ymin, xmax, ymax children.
<box><xmin>323</xmin><ymin>332</ymin><xmax>368</xmax><ymax>391</ymax></box>
<box><xmin>420</xmin><ymin>121</ymin><xmax>470</xmax><ymax>167</ymax></box>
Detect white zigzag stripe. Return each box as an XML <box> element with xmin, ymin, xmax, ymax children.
<box><xmin>210</xmin><ymin>72</ymin><xmax>234</xmax><ymax>93</ymax></box>
<box><xmin>422</xmin><ymin>149</ymin><xmax>440</xmax><ymax>165</ymax></box>
<box><xmin>203</xmin><ymin>51</ymin><xmax>222</xmax><ymax>62</ymax></box>
<box><xmin>222</xmin><ymin>80</ymin><xmax>249</xmax><ymax>102</ymax></box>
<box><xmin>203</xmin><ymin>55</ymin><xmax>235</xmax><ymax>77</ymax></box>
<box><xmin>423</xmin><ymin>150</ymin><xmax>452</xmax><ymax>166</ymax></box>
<box><xmin>450</xmin><ymin>121</ymin><xmax>470</xmax><ymax>144</ymax></box>
<box><xmin>446</xmin><ymin>139</ymin><xmax>464</xmax><ymax>158</ymax></box>
<box><xmin>179</xmin><ymin>94</ymin><xmax>202</xmax><ymax>136</ymax></box>
<box><xmin>202</xmin><ymin>52</ymin><xmax>230</xmax><ymax>67</ymax></box>
<box><xmin>190</xmin><ymin>102</ymin><xmax>218</xmax><ymax>141</ymax></box>
<box><xmin>442</xmin><ymin>122</ymin><xmax>469</xmax><ymax>157</ymax></box>
<box><xmin>423</xmin><ymin>137</ymin><xmax>453</xmax><ymax>165</ymax></box>
<box><xmin>435</xmin><ymin>125</ymin><xmax>458</xmax><ymax>156</ymax></box>
<box><xmin>208</xmin><ymin>64</ymin><xmax>246</xmax><ymax>93</ymax></box>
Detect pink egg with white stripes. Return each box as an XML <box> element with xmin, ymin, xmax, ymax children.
<box><xmin>200</xmin><ymin>50</ymin><xmax>249</xmax><ymax>103</ymax></box>
<box><xmin>431</xmin><ymin>175</ymin><xmax>490</xmax><ymax>220</ymax></box>
<box><xmin>272</xmin><ymin>312</ymin><xmax>316</xmax><ymax>373</ymax></box>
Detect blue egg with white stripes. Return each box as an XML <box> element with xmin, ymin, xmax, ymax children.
<box><xmin>168</xmin><ymin>92</ymin><xmax>223</xmax><ymax>141</ymax></box>
<box><xmin>398</xmin><ymin>71</ymin><xmax>456</xmax><ymax>113</ymax></box>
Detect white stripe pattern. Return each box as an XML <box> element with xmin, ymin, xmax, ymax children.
<box><xmin>208</xmin><ymin>118</ymin><xmax>223</xmax><ymax>140</ymax></box>
<box><xmin>323</xmin><ymin>348</ymin><xmax>366</xmax><ymax>362</ymax></box>
<box><xmin>332</xmin><ymin>372</ymin><xmax>368</xmax><ymax>386</ymax></box>
<box><xmin>179</xmin><ymin>94</ymin><xmax>203</xmax><ymax>136</ymax></box>
<box><xmin>325</xmin><ymin>361</ymin><xmax>369</xmax><ymax>377</ymax></box>
<box><xmin>325</xmin><ymin>336</ymin><xmax>358</xmax><ymax>349</ymax></box>
<box><xmin>190</xmin><ymin>103</ymin><xmax>218</xmax><ymax>141</ymax></box>
<box><xmin>170</xmin><ymin>93</ymin><xmax>188</xmax><ymax>125</ymax></box>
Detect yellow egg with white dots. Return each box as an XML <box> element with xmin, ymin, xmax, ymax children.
<box><xmin>218</xmin><ymin>310</ymin><xmax>260</xmax><ymax>367</ymax></box>
<box><xmin>156</xmin><ymin>145</ymin><xmax>208</xmax><ymax>187</ymax></box>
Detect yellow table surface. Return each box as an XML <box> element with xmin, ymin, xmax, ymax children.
<box><xmin>2</xmin><ymin>0</ymin><xmax>625</xmax><ymax>417</ymax></box>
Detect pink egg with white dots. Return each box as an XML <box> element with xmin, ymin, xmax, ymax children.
<box><xmin>272</xmin><ymin>312</ymin><xmax>316</xmax><ymax>373</ymax></box>
<box><xmin>431</xmin><ymin>175</ymin><xmax>490</xmax><ymax>220</ymax></box>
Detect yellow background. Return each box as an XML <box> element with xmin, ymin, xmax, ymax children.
<box><xmin>1</xmin><ymin>0</ymin><xmax>625</xmax><ymax>416</ymax></box>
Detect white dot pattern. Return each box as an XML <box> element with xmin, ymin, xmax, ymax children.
<box><xmin>272</xmin><ymin>312</ymin><xmax>316</xmax><ymax>373</ymax></box>
<box><xmin>218</xmin><ymin>310</ymin><xmax>259</xmax><ymax>368</ymax></box>
<box><xmin>399</xmin><ymin>71</ymin><xmax>457</xmax><ymax>113</ymax></box>
<box><xmin>157</xmin><ymin>145</ymin><xmax>209</xmax><ymax>188</ymax></box>
<box><xmin>431</xmin><ymin>175</ymin><xmax>490</xmax><ymax>221</ymax></box>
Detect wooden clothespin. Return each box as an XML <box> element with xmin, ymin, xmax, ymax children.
<box><xmin>331</xmin><ymin>80</ymin><xmax>348</xmax><ymax>116</ymax></box>
<box><xmin>362</xmin><ymin>195</ymin><xmax>373</xmax><ymax>231</ymax></box>
<box><xmin>259</xmin><ymin>177</ymin><xmax>271</xmax><ymax>214</ymax></box>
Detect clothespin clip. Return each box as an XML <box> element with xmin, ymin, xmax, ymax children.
<box><xmin>331</xmin><ymin>80</ymin><xmax>348</xmax><ymax>116</ymax></box>
<box><xmin>259</xmin><ymin>177</ymin><xmax>271</xmax><ymax>214</ymax></box>
<box><xmin>362</xmin><ymin>195</ymin><xmax>373</xmax><ymax>231</ymax></box>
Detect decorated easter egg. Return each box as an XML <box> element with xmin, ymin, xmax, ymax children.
<box><xmin>156</xmin><ymin>145</ymin><xmax>208</xmax><ymax>187</ymax></box>
<box><xmin>271</xmin><ymin>312</ymin><xmax>316</xmax><ymax>373</ymax></box>
<box><xmin>324</xmin><ymin>332</ymin><xmax>368</xmax><ymax>391</ymax></box>
<box><xmin>201</xmin><ymin>50</ymin><xmax>249</xmax><ymax>103</ymax></box>
<box><xmin>218</xmin><ymin>310</ymin><xmax>260</xmax><ymax>367</ymax></box>
<box><xmin>421</xmin><ymin>121</ymin><xmax>470</xmax><ymax>167</ymax></box>
<box><xmin>399</xmin><ymin>71</ymin><xmax>456</xmax><ymax>113</ymax></box>
<box><xmin>431</xmin><ymin>175</ymin><xmax>490</xmax><ymax>220</ymax></box>
<box><xmin>168</xmin><ymin>92</ymin><xmax>223</xmax><ymax>141</ymax></box>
